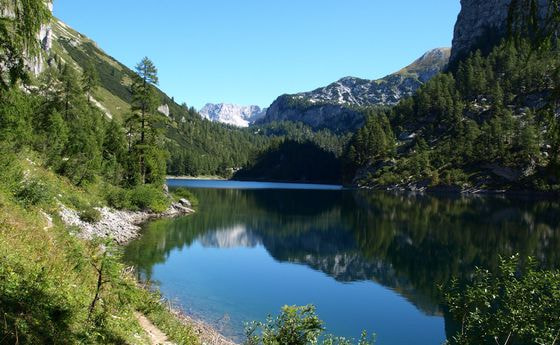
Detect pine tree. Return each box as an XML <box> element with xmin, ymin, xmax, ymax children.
<box><xmin>82</xmin><ymin>61</ymin><xmax>100</xmax><ymax>106</ymax></box>
<box><xmin>59</xmin><ymin>64</ymin><xmax>82</xmax><ymax>120</ymax></box>
<box><xmin>128</xmin><ymin>57</ymin><xmax>167</xmax><ymax>185</ymax></box>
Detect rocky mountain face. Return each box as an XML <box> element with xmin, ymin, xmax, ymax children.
<box><xmin>199</xmin><ymin>103</ymin><xmax>267</xmax><ymax>127</ymax></box>
<box><xmin>2</xmin><ymin>0</ymin><xmax>53</xmax><ymax>75</ymax></box>
<box><xmin>258</xmin><ymin>48</ymin><xmax>450</xmax><ymax>133</ymax></box>
<box><xmin>451</xmin><ymin>0</ymin><xmax>551</xmax><ymax>62</ymax></box>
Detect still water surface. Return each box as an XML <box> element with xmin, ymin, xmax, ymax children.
<box><xmin>124</xmin><ymin>179</ymin><xmax>560</xmax><ymax>345</ymax></box>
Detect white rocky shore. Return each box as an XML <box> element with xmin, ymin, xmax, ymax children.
<box><xmin>59</xmin><ymin>199</ymin><xmax>194</xmax><ymax>244</ymax></box>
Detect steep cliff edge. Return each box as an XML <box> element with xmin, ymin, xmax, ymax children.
<box><xmin>451</xmin><ymin>0</ymin><xmax>551</xmax><ymax>62</ymax></box>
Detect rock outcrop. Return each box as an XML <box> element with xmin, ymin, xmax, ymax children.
<box><xmin>258</xmin><ymin>48</ymin><xmax>450</xmax><ymax>132</ymax></box>
<box><xmin>451</xmin><ymin>0</ymin><xmax>552</xmax><ymax>62</ymax></box>
<box><xmin>31</xmin><ymin>1</ymin><xmax>53</xmax><ymax>75</ymax></box>
<box><xmin>1</xmin><ymin>0</ymin><xmax>53</xmax><ymax>75</ymax></box>
<box><xmin>158</xmin><ymin>104</ymin><xmax>171</xmax><ymax>117</ymax></box>
<box><xmin>59</xmin><ymin>200</ymin><xmax>194</xmax><ymax>244</ymax></box>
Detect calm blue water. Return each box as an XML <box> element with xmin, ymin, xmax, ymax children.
<box><xmin>125</xmin><ymin>180</ymin><xmax>560</xmax><ymax>344</ymax></box>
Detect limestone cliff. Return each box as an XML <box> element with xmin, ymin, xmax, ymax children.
<box><xmin>451</xmin><ymin>0</ymin><xmax>551</xmax><ymax>62</ymax></box>
<box><xmin>30</xmin><ymin>1</ymin><xmax>53</xmax><ymax>74</ymax></box>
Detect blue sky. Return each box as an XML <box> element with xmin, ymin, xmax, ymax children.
<box><xmin>53</xmin><ymin>1</ymin><xmax>461</xmax><ymax>110</ymax></box>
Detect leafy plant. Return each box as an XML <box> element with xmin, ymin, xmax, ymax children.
<box><xmin>129</xmin><ymin>184</ymin><xmax>170</xmax><ymax>213</ymax></box>
<box><xmin>171</xmin><ymin>188</ymin><xmax>199</xmax><ymax>207</ymax></box>
<box><xmin>15</xmin><ymin>178</ymin><xmax>52</xmax><ymax>207</ymax></box>
<box><xmin>444</xmin><ymin>255</ymin><xmax>560</xmax><ymax>345</ymax></box>
<box><xmin>244</xmin><ymin>305</ymin><xmax>375</xmax><ymax>345</ymax></box>
<box><xmin>79</xmin><ymin>206</ymin><xmax>102</xmax><ymax>223</ymax></box>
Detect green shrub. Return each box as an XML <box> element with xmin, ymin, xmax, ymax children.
<box><xmin>15</xmin><ymin>178</ymin><xmax>52</xmax><ymax>207</ymax></box>
<box><xmin>0</xmin><ymin>150</ymin><xmax>23</xmax><ymax>194</ymax></box>
<box><xmin>79</xmin><ymin>206</ymin><xmax>101</xmax><ymax>223</ymax></box>
<box><xmin>171</xmin><ymin>188</ymin><xmax>198</xmax><ymax>207</ymax></box>
<box><xmin>0</xmin><ymin>253</ymin><xmax>76</xmax><ymax>345</ymax></box>
<box><xmin>444</xmin><ymin>255</ymin><xmax>560</xmax><ymax>345</ymax></box>
<box><xmin>129</xmin><ymin>184</ymin><xmax>170</xmax><ymax>213</ymax></box>
<box><xmin>105</xmin><ymin>185</ymin><xmax>132</xmax><ymax>210</ymax></box>
<box><xmin>245</xmin><ymin>305</ymin><xmax>375</xmax><ymax>345</ymax></box>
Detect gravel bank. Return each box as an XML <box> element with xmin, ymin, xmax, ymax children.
<box><xmin>59</xmin><ymin>199</ymin><xmax>194</xmax><ymax>244</ymax></box>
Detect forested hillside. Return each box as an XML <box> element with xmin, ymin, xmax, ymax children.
<box><xmin>48</xmin><ymin>18</ymin><xmax>275</xmax><ymax>177</ymax></box>
<box><xmin>345</xmin><ymin>0</ymin><xmax>560</xmax><ymax>193</ymax></box>
<box><xmin>0</xmin><ymin>1</ymin><xmax>204</xmax><ymax>343</ymax></box>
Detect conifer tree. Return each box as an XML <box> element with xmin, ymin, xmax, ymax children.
<box><xmin>82</xmin><ymin>61</ymin><xmax>100</xmax><ymax>106</ymax></box>
<box><xmin>127</xmin><ymin>57</ymin><xmax>167</xmax><ymax>185</ymax></box>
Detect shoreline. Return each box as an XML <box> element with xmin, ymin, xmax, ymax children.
<box><xmin>167</xmin><ymin>175</ymin><xmax>227</xmax><ymax>181</ymax></box>
<box><xmin>356</xmin><ymin>184</ymin><xmax>560</xmax><ymax>198</ymax></box>
<box><xmin>59</xmin><ymin>199</ymin><xmax>195</xmax><ymax>245</ymax></box>
<box><xmin>59</xmin><ymin>198</ymin><xmax>239</xmax><ymax>344</ymax></box>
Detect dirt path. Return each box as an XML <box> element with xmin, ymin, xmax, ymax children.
<box><xmin>135</xmin><ymin>312</ymin><xmax>175</xmax><ymax>345</ymax></box>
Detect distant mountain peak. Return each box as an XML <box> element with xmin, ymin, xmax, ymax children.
<box><xmin>199</xmin><ymin>103</ymin><xmax>267</xmax><ymax>127</ymax></box>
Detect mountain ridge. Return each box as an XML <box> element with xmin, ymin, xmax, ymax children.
<box><xmin>258</xmin><ymin>48</ymin><xmax>450</xmax><ymax>132</ymax></box>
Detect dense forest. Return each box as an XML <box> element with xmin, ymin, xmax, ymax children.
<box><xmin>345</xmin><ymin>1</ymin><xmax>560</xmax><ymax>192</ymax></box>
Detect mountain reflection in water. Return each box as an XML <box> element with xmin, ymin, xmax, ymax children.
<box><xmin>124</xmin><ymin>187</ymin><xmax>560</xmax><ymax>344</ymax></box>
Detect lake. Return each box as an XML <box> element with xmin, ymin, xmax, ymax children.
<box><xmin>124</xmin><ymin>179</ymin><xmax>560</xmax><ymax>345</ymax></box>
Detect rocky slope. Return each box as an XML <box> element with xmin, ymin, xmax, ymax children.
<box><xmin>451</xmin><ymin>0</ymin><xmax>552</xmax><ymax>62</ymax></box>
<box><xmin>199</xmin><ymin>103</ymin><xmax>266</xmax><ymax>127</ymax></box>
<box><xmin>258</xmin><ymin>48</ymin><xmax>450</xmax><ymax>132</ymax></box>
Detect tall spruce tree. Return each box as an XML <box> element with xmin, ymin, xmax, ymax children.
<box><xmin>128</xmin><ymin>57</ymin><xmax>167</xmax><ymax>185</ymax></box>
<box><xmin>82</xmin><ymin>61</ymin><xmax>100</xmax><ymax>106</ymax></box>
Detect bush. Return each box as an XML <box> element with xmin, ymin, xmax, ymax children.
<box><xmin>79</xmin><ymin>206</ymin><xmax>101</xmax><ymax>223</ymax></box>
<box><xmin>245</xmin><ymin>305</ymin><xmax>375</xmax><ymax>345</ymax></box>
<box><xmin>0</xmin><ymin>253</ymin><xmax>76</xmax><ymax>345</ymax></box>
<box><xmin>15</xmin><ymin>178</ymin><xmax>52</xmax><ymax>207</ymax></box>
<box><xmin>444</xmin><ymin>255</ymin><xmax>560</xmax><ymax>345</ymax></box>
<box><xmin>129</xmin><ymin>184</ymin><xmax>170</xmax><ymax>213</ymax></box>
<box><xmin>0</xmin><ymin>150</ymin><xmax>23</xmax><ymax>194</ymax></box>
<box><xmin>105</xmin><ymin>185</ymin><xmax>132</xmax><ymax>210</ymax></box>
<box><xmin>171</xmin><ymin>188</ymin><xmax>198</xmax><ymax>207</ymax></box>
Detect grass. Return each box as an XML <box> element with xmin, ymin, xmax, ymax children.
<box><xmin>0</xmin><ymin>151</ymin><xmax>199</xmax><ymax>344</ymax></box>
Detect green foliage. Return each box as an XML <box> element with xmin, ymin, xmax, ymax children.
<box><xmin>104</xmin><ymin>185</ymin><xmax>133</xmax><ymax>210</ymax></box>
<box><xmin>0</xmin><ymin>247</ymin><xmax>76</xmax><ymax>345</ymax></box>
<box><xmin>129</xmin><ymin>184</ymin><xmax>170</xmax><ymax>213</ymax></box>
<box><xmin>124</xmin><ymin>57</ymin><xmax>167</xmax><ymax>186</ymax></box>
<box><xmin>346</xmin><ymin>109</ymin><xmax>396</xmax><ymax>172</ymax></box>
<box><xmin>349</xmin><ymin>33</ymin><xmax>560</xmax><ymax>191</ymax></box>
<box><xmin>0</xmin><ymin>148</ymin><xmax>24</xmax><ymax>194</ymax></box>
<box><xmin>82</xmin><ymin>60</ymin><xmax>100</xmax><ymax>104</ymax></box>
<box><xmin>171</xmin><ymin>188</ymin><xmax>199</xmax><ymax>207</ymax></box>
<box><xmin>244</xmin><ymin>305</ymin><xmax>375</xmax><ymax>345</ymax></box>
<box><xmin>79</xmin><ymin>206</ymin><xmax>102</xmax><ymax>223</ymax></box>
<box><xmin>234</xmin><ymin>140</ymin><xmax>343</xmax><ymax>184</ymax></box>
<box><xmin>444</xmin><ymin>255</ymin><xmax>560</xmax><ymax>345</ymax></box>
<box><xmin>15</xmin><ymin>178</ymin><xmax>52</xmax><ymax>207</ymax></box>
<box><xmin>0</xmin><ymin>0</ymin><xmax>51</xmax><ymax>88</ymax></box>
<box><xmin>0</xmin><ymin>87</ymin><xmax>34</xmax><ymax>149</ymax></box>
<box><xmin>134</xmin><ymin>287</ymin><xmax>199</xmax><ymax>345</ymax></box>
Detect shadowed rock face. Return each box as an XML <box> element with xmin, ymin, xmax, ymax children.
<box><xmin>451</xmin><ymin>0</ymin><xmax>551</xmax><ymax>62</ymax></box>
<box><xmin>258</xmin><ymin>48</ymin><xmax>450</xmax><ymax>133</ymax></box>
